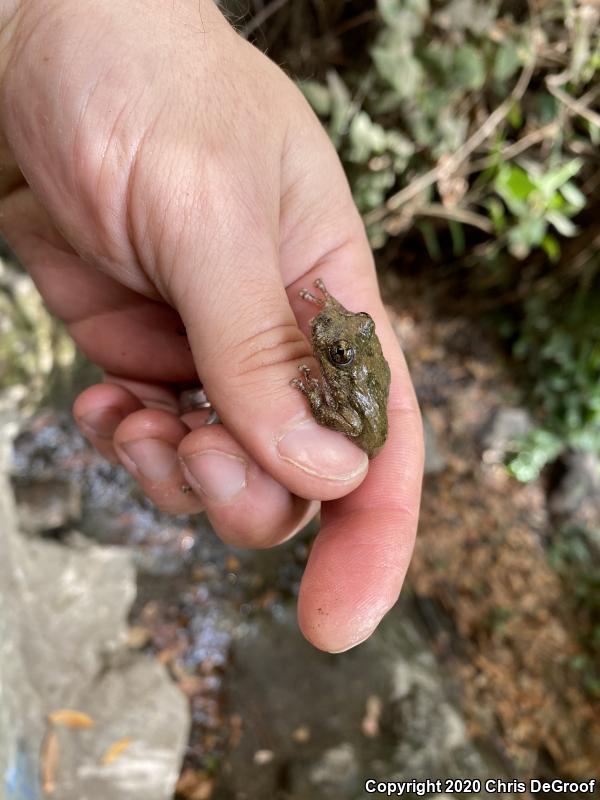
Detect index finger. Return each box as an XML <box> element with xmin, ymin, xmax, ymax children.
<box><xmin>290</xmin><ymin>261</ymin><xmax>425</xmax><ymax>653</ymax></box>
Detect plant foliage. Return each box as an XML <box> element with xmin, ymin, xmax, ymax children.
<box><xmin>295</xmin><ymin>0</ymin><xmax>600</xmax><ymax>476</ymax></box>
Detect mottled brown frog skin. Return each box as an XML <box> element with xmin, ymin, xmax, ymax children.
<box><xmin>292</xmin><ymin>279</ymin><xmax>391</xmax><ymax>458</ymax></box>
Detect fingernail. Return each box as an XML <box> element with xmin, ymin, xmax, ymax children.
<box><xmin>119</xmin><ymin>438</ymin><xmax>178</xmax><ymax>483</ymax></box>
<box><xmin>181</xmin><ymin>450</ymin><xmax>247</xmax><ymax>503</ymax></box>
<box><xmin>78</xmin><ymin>407</ymin><xmax>124</xmax><ymax>439</ymax></box>
<box><xmin>277</xmin><ymin>419</ymin><xmax>368</xmax><ymax>481</ymax></box>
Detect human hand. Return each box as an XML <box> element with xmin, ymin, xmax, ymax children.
<box><xmin>0</xmin><ymin>0</ymin><xmax>424</xmax><ymax>652</ymax></box>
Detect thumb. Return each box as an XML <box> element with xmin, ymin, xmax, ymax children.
<box><xmin>171</xmin><ymin>231</ymin><xmax>369</xmax><ymax>501</ymax></box>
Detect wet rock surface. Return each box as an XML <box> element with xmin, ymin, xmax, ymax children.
<box><xmin>215</xmin><ymin>605</ymin><xmax>513</xmax><ymax>800</ymax></box>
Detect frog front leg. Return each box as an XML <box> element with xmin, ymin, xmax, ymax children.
<box><xmin>291</xmin><ymin>365</ymin><xmax>363</xmax><ymax>438</ymax></box>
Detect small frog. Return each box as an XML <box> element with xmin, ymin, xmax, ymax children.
<box><xmin>292</xmin><ymin>279</ymin><xmax>391</xmax><ymax>458</ymax></box>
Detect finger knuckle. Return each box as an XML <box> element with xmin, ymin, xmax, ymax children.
<box><xmin>229</xmin><ymin>321</ymin><xmax>310</xmax><ymax>382</ymax></box>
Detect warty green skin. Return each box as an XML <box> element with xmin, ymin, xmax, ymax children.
<box><xmin>292</xmin><ymin>279</ymin><xmax>391</xmax><ymax>458</ymax></box>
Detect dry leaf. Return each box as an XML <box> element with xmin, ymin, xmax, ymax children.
<box><xmin>225</xmin><ymin>555</ymin><xmax>240</xmax><ymax>572</ymax></box>
<box><xmin>126</xmin><ymin>625</ymin><xmax>151</xmax><ymax>649</ymax></box>
<box><xmin>361</xmin><ymin>695</ymin><xmax>382</xmax><ymax>738</ymax></box>
<box><xmin>229</xmin><ymin>713</ymin><xmax>243</xmax><ymax>748</ymax></box>
<box><xmin>41</xmin><ymin>730</ymin><xmax>59</xmax><ymax>795</ymax></box>
<box><xmin>176</xmin><ymin>769</ymin><xmax>215</xmax><ymax>800</ymax></box>
<box><xmin>253</xmin><ymin>749</ymin><xmax>274</xmax><ymax>765</ymax></box>
<box><xmin>101</xmin><ymin>736</ymin><xmax>134</xmax><ymax>766</ymax></box>
<box><xmin>48</xmin><ymin>709</ymin><xmax>94</xmax><ymax>729</ymax></box>
<box><xmin>292</xmin><ymin>725</ymin><xmax>311</xmax><ymax>744</ymax></box>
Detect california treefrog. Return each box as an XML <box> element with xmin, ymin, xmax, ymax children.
<box><xmin>292</xmin><ymin>279</ymin><xmax>391</xmax><ymax>458</ymax></box>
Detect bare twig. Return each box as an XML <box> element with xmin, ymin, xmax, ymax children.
<box><xmin>411</xmin><ymin>203</ymin><xmax>494</xmax><ymax>233</ymax></box>
<box><xmin>546</xmin><ymin>77</ymin><xmax>600</xmax><ymax>130</ymax></box>
<box><xmin>466</xmin><ymin>122</ymin><xmax>560</xmax><ymax>175</ymax></box>
<box><xmin>467</xmin><ymin>84</ymin><xmax>600</xmax><ymax>173</ymax></box>
<box><xmin>241</xmin><ymin>0</ymin><xmax>290</xmax><ymax>38</ymax></box>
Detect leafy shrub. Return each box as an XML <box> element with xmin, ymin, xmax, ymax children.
<box><xmin>505</xmin><ymin>277</ymin><xmax>600</xmax><ymax>479</ymax></box>
<box><xmin>294</xmin><ymin>0</ymin><xmax>600</xmax><ymax>475</ymax></box>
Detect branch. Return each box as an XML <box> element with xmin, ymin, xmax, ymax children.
<box><xmin>546</xmin><ymin>78</ymin><xmax>600</xmax><ymax>130</ymax></box>
<box><xmin>411</xmin><ymin>203</ymin><xmax>494</xmax><ymax>233</ymax></box>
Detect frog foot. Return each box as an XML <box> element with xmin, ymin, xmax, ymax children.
<box><xmin>299</xmin><ymin>287</ymin><xmax>324</xmax><ymax>307</ymax></box>
<box><xmin>291</xmin><ymin>364</ymin><xmax>321</xmax><ymax>396</ymax></box>
<box><xmin>299</xmin><ymin>278</ymin><xmax>332</xmax><ymax>307</ymax></box>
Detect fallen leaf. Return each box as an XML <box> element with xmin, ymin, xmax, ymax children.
<box><xmin>126</xmin><ymin>625</ymin><xmax>151</xmax><ymax>649</ymax></box>
<box><xmin>225</xmin><ymin>555</ymin><xmax>240</xmax><ymax>572</ymax></box>
<box><xmin>292</xmin><ymin>725</ymin><xmax>311</xmax><ymax>744</ymax></box>
<box><xmin>361</xmin><ymin>695</ymin><xmax>382</xmax><ymax>738</ymax></box>
<box><xmin>101</xmin><ymin>737</ymin><xmax>134</xmax><ymax>766</ymax></box>
<box><xmin>229</xmin><ymin>713</ymin><xmax>243</xmax><ymax>748</ymax></box>
<box><xmin>48</xmin><ymin>709</ymin><xmax>94</xmax><ymax>729</ymax></box>
<box><xmin>176</xmin><ymin>769</ymin><xmax>215</xmax><ymax>799</ymax></box>
<box><xmin>41</xmin><ymin>729</ymin><xmax>59</xmax><ymax>795</ymax></box>
<box><xmin>253</xmin><ymin>749</ymin><xmax>274</xmax><ymax>765</ymax></box>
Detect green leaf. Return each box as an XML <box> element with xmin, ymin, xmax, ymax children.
<box><xmin>506</xmin><ymin>428</ymin><xmax>563</xmax><ymax>481</ymax></box>
<box><xmin>508</xmin><ymin>215</ymin><xmax>547</xmax><ymax>257</ymax></box>
<box><xmin>434</xmin><ymin>0</ymin><xmax>498</xmax><ymax>35</ymax></box>
<box><xmin>507</xmin><ymin>101</ymin><xmax>523</xmax><ymax>129</ymax></box>
<box><xmin>434</xmin><ymin>110</ymin><xmax>468</xmax><ymax>154</ymax></box>
<box><xmin>536</xmin><ymin>159</ymin><xmax>583</xmax><ymax>197</ymax></box>
<box><xmin>418</xmin><ymin>221</ymin><xmax>442</xmax><ymax>261</ymax></box>
<box><xmin>486</xmin><ymin>198</ymin><xmax>506</xmax><ymax>232</ymax></box>
<box><xmin>536</xmin><ymin>92</ymin><xmax>558</xmax><ymax>124</ymax></box>
<box><xmin>560</xmin><ymin>180</ymin><xmax>586</xmax><ymax>209</ymax></box>
<box><xmin>385</xmin><ymin>130</ymin><xmax>415</xmax><ymax>171</ymax></box>
<box><xmin>325</xmin><ymin>71</ymin><xmax>352</xmax><ymax>144</ymax></box>
<box><xmin>299</xmin><ymin>80</ymin><xmax>331</xmax><ymax>117</ymax></box>
<box><xmin>547</xmin><ymin>211</ymin><xmax>578</xmax><ymax>237</ymax></box>
<box><xmin>449</xmin><ymin>220</ymin><xmax>466</xmax><ymax>256</ymax></box>
<box><xmin>493</xmin><ymin>40</ymin><xmax>522</xmax><ymax>83</ymax></box>
<box><xmin>347</xmin><ymin>111</ymin><xmax>387</xmax><ymax>163</ymax></box>
<box><xmin>451</xmin><ymin>45</ymin><xmax>487</xmax><ymax>91</ymax></box>
<box><xmin>377</xmin><ymin>0</ymin><xmax>429</xmax><ymax>35</ymax></box>
<box><xmin>371</xmin><ymin>37</ymin><xmax>424</xmax><ymax>98</ymax></box>
<box><xmin>495</xmin><ymin>164</ymin><xmax>536</xmax><ymax>214</ymax></box>
<box><xmin>541</xmin><ymin>234</ymin><xmax>561</xmax><ymax>262</ymax></box>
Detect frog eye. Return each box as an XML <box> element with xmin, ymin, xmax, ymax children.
<box><xmin>328</xmin><ymin>340</ymin><xmax>355</xmax><ymax>367</ymax></box>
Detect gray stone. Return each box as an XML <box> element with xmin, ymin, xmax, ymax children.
<box><xmin>310</xmin><ymin>743</ymin><xmax>358</xmax><ymax>788</ymax></box>
<box><xmin>13</xmin><ymin>477</ymin><xmax>81</xmax><ymax>534</ymax></box>
<box><xmin>216</xmin><ymin>602</ymin><xmax>518</xmax><ymax>799</ymax></box>
<box><xmin>482</xmin><ymin>407</ymin><xmax>533</xmax><ymax>462</ymax></box>
<box><xmin>0</xmin><ymin>412</ymin><xmax>190</xmax><ymax>800</ymax></box>
<box><xmin>423</xmin><ymin>414</ymin><xmax>447</xmax><ymax>475</ymax></box>
<box><xmin>549</xmin><ymin>451</ymin><xmax>600</xmax><ymax>530</ymax></box>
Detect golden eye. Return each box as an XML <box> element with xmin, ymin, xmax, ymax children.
<box><xmin>328</xmin><ymin>340</ymin><xmax>355</xmax><ymax>366</ymax></box>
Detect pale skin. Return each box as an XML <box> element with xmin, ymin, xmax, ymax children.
<box><xmin>0</xmin><ymin>0</ymin><xmax>424</xmax><ymax>653</ymax></box>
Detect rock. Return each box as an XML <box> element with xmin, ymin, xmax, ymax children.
<box><xmin>13</xmin><ymin>476</ymin><xmax>81</xmax><ymax>534</ymax></box>
<box><xmin>0</xmin><ymin>413</ymin><xmax>190</xmax><ymax>800</ymax></box>
<box><xmin>309</xmin><ymin>743</ymin><xmax>358</xmax><ymax>789</ymax></box>
<box><xmin>216</xmin><ymin>603</ymin><xmax>519</xmax><ymax>799</ymax></box>
<box><xmin>482</xmin><ymin>407</ymin><xmax>533</xmax><ymax>462</ymax></box>
<box><xmin>548</xmin><ymin>451</ymin><xmax>600</xmax><ymax>530</ymax></box>
<box><xmin>387</xmin><ymin>653</ymin><xmax>472</xmax><ymax>775</ymax></box>
<box><xmin>423</xmin><ymin>413</ymin><xmax>447</xmax><ymax>475</ymax></box>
